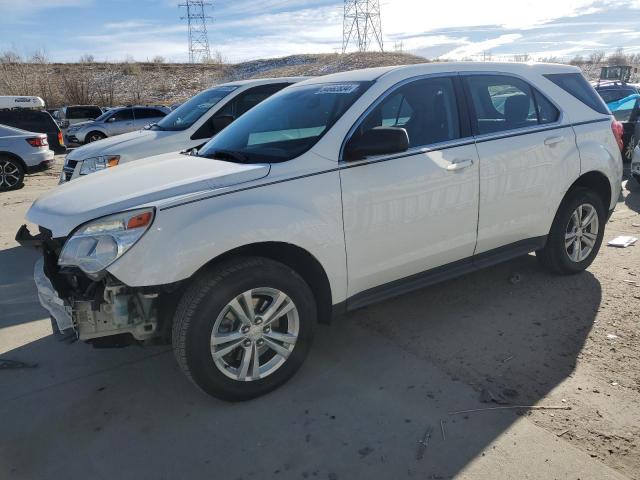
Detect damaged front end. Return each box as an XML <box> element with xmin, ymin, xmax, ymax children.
<box><xmin>16</xmin><ymin>217</ymin><xmax>175</xmax><ymax>348</ymax></box>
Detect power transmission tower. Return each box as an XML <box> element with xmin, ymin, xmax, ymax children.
<box><xmin>179</xmin><ymin>1</ymin><xmax>212</xmax><ymax>63</ymax></box>
<box><xmin>342</xmin><ymin>0</ymin><xmax>384</xmax><ymax>53</ymax></box>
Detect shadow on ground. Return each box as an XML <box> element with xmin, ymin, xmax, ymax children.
<box><xmin>0</xmin><ymin>249</ymin><xmax>601</xmax><ymax>479</ymax></box>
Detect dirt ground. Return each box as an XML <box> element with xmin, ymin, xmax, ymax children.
<box><xmin>1</xmin><ymin>156</ymin><xmax>639</xmax><ymax>479</ymax></box>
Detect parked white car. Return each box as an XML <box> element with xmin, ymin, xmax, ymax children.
<box><xmin>20</xmin><ymin>62</ymin><xmax>622</xmax><ymax>400</ymax></box>
<box><xmin>60</xmin><ymin>78</ymin><xmax>306</xmax><ymax>182</ymax></box>
<box><xmin>0</xmin><ymin>124</ymin><xmax>54</xmax><ymax>191</ymax></box>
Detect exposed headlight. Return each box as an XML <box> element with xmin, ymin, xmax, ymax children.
<box><xmin>59</xmin><ymin>208</ymin><xmax>154</xmax><ymax>274</ymax></box>
<box><xmin>80</xmin><ymin>155</ymin><xmax>120</xmax><ymax>175</ymax></box>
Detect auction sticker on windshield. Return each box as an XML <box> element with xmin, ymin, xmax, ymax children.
<box><xmin>315</xmin><ymin>84</ymin><xmax>360</xmax><ymax>94</ymax></box>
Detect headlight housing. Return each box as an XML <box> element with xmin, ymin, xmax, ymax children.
<box><xmin>59</xmin><ymin>208</ymin><xmax>154</xmax><ymax>274</ymax></box>
<box><xmin>80</xmin><ymin>155</ymin><xmax>120</xmax><ymax>175</ymax></box>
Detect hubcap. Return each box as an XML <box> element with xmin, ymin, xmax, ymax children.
<box><xmin>565</xmin><ymin>203</ymin><xmax>599</xmax><ymax>262</ymax></box>
<box><xmin>626</xmin><ymin>135</ymin><xmax>636</xmax><ymax>160</ymax></box>
<box><xmin>0</xmin><ymin>160</ymin><xmax>21</xmax><ymax>188</ymax></box>
<box><xmin>210</xmin><ymin>288</ymin><xmax>299</xmax><ymax>382</ymax></box>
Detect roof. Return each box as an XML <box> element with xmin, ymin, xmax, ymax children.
<box><xmin>0</xmin><ymin>96</ymin><xmax>45</xmax><ymax>109</ymax></box>
<box><xmin>219</xmin><ymin>76</ymin><xmax>310</xmax><ymax>87</ymax></box>
<box><xmin>295</xmin><ymin>62</ymin><xmax>580</xmax><ymax>87</ymax></box>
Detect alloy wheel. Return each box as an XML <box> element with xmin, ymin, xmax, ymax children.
<box><xmin>0</xmin><ymin>160</ymin><xmax>21</xmax><ymax>189</ymax></box>
<box><xmin>210</xmin><ymin>288</ymin><xmax>299</xmax><ymax>382</ymax></box>
<box><xmin>565</xmin><ymin>203</ymin><xmax>599</xmax><ymax>262</ymax></box>
<box><xmin>625</xmin><ymin>135</ymin><xmax>636</xmax><ymax>161</ymax></box>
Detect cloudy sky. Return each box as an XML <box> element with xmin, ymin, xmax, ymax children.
<box><xmin>0</xmin><ymin>0</ymin><xmax>639</xmax><ymax>62</ymax></box>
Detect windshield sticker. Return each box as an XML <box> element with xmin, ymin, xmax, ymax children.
<box><xmin>315</xmin><ymin>84</ymin><xmax>359</xmax><ymax>95</ymax></box>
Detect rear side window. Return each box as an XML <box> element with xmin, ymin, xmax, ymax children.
<box><xmin>597</xmin><ymin>88</ymin><xmax>635</xmax><ymax>103</ymax></box>
<box><xmin>67</xmin><ymin>106</ymin><xmax>102</xmax><ymax>119</ymax></box>
<box><xmin>110</xmin><ymin>109</ymin><xmax>134</xmax><ymax>122</ymax></box>
<box><xmin>466</xmin><ymin>75</ymin><xmax>542</xmax><ymax>134</ymax></box>
<box><xmin>217</xmin><ymin>83</ymin><xmax>291</xmax><ymax>118</ymax></box>
<box><xmin>355</xmin><ymin>76</ymin><xmax>461</xmax><ymax>148</ymax></box>
<box><xmin>545</xmin><ymin>73</ymin><xmax>609</xmax><ymax>115</ymax></box>
<box><xmin>134</xmin><ymin>108</ymin><xmax>166</xmax><ymax>119</ymax></box>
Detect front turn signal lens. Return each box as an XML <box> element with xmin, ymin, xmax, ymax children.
<box><xmin>127</xmin><ymin>211</ymin><xmax>153</xmax><ymax>229</ymax></box>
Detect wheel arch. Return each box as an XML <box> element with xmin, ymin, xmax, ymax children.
<box><xmin>198</xmin><ymin>241</ymin><xmax>334</xmax><ymax>324</ymax></box>
<box><xmin>85</xmin><ymin>130</ymin><xmax>106</xmax><ymax>142</ymax></box>
<box><xmin>568</xmin><ymin>170</ymin><xmax>613</xmax><ymax>213</ymax></box>
<box><xmin>0</xmin><ymin>151</ymin><xmax>27</xmax><ymax>171</ymax></box>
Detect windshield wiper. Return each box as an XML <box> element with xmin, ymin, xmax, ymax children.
<box><xmin>203</xmin><ymin>149</ymin><xmax>250</xmax><ymax>163</ymax></box>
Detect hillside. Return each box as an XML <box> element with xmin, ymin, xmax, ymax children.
<box><xmin>0</xmin><ymin>52</ymin><xmax>428</xmax><ymax>108</ymax></box>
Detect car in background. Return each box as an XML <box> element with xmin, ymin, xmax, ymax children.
<box><xmin>607</xmin><ymin>94</ymin><xmax>640</xmax><ymax>162</ymax></box>
<box><xmin>65</xmin><ymin>105</ymin><xmax>170</xmax><ymax>145</ymax></box>
<box><xmin>61</xmin><ymin>77</ymin><xmax>306</xmax><ymax>182</ymax></box>
<box><xmin>53</xmin><ymin>105</ymin><xmax>103</xmax><ymax>129</ymax></box>
<box><xmin>0</xmin><ymin>107</ymin><xmax>66</xmax><ymax>154</ymax></box>
<box><xmin>0</xmin><ymin>124</ymin><xmax>54</xmax><ymax>191</ymax></box>
<box><xmin>595</xmin><ymin>81</ymin><xmax>640</xmax><ymax>104</ymax></box>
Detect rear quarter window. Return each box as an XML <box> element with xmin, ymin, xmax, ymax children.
<box><xmin>545</xmin><ymin>73</ymin><xmax>610</xmax><ymax>115</ymax></box>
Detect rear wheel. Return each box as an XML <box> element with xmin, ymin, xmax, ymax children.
<box><xmin>85</xmin><ymin>131</ymin><xmax>105</xmax><ymax>143</ymax></box>
<box><xmin>172</xmin><ymin>257</ymin><xmax>316</xmax><ymax>401</ymax></box>
<box><xmin>0</xmin><ymin>157</ymin><xmax>24</xmax><ymax>191</ymax></box>
<box><xmin>536</xmin><ymin>187</ymin><xmax>606</xmax><ymax>274</ymax></box>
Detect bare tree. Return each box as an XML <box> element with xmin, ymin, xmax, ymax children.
<box><xmin>589</xmin><ymin>50</ymin><xmax>606</xmax><ymax>65</ymax></box>
<box><xmin>607</xmin><ymin>47</ymin><xmax>628</xmax><ymax>66</ymax></box>
<box><xmin>79</xmin><ymin>54</ymin><xmax>95</xmax><ymax>63</ymax></box>
<box><xmin>152</xmin><ymin>55</ymin><xmax>165</xmax><ymax>64</ymax></box>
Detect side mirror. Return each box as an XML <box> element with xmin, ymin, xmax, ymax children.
<box><xmin>211</xmin><ymin>114</ymin><xmax>235</xmax><ymax>133</ymax></box>
<box><xmin>344</xmin><ymin>126</ymin><xmax>409</xmax><ymax>161</ymax></box>
<box><xmin>106</xmin><ymin>117</ymin><xmax>116</xmax><ymax>123</ymax></box>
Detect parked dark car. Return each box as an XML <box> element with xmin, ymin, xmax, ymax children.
<box><xmin>595</xmin><ymin>81</ymin><xmax>640</xmax><ymax>103</ymax></box>
<box><xmin>607</xmin><ymin>94</ymin><xmax>640</xmax><ymax>162</ymax></box>
<box><xmin>0</xmin><ymin>109</ymin><xmax>66</xmax><ymax>154</ymax></box>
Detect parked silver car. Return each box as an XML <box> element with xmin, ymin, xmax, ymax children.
<box><xmin>65</xmin><ymin>105</ymin><xmax>170</xmax><ymax>144</ymax></box>
<box><xmin>0</xmin><ymin>123</ymin><xmax>54</xmax><ymax>191</ymax></box>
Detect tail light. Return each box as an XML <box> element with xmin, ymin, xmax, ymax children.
<box><xmin>26</xmin><ymin>136</ymin><xmax>48</xmax><ymax>147</ymax></box>
<box><xmin>58</xmin><ymin>131</ymin><xmax>65</xmax><ymax>147</ymax></box>
<box><xmin>611</xmin><ymin>120</ymin><xmax>624</xmax><ymax>152</ymax></box>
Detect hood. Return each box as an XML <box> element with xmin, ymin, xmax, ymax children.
<box><xmin>68</xmin><ymin>120</ymin><xmax>95</xmax><ymax>129</ymax></box>
<box><xmin>27</xmin><ymin>152</ymin><xmax>270</xmax><ymax>237</ymax></box>
<box><xmin>66</xmin><ymin>129</ymin><xmax>167</xmax><ymax>160</ymax></box>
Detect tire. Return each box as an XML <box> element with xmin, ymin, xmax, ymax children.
<box><xmin>172</xmin><ymin>257</ymin><xmax>317</xmax><ymax>401</ymax></box>
<box><xmin>85</xmin><ymin>131</ymin><xmax>105</xmax><ymax>143</ymax></box>
<box><xmin>624</xmin><ymin>134</ymin><xmax>636</xmax><ymax>163</ymax></box>
<box><xmin>0</xmin><ymin>156</ymin><xmax>25</xmax><ymax>192</ymax></box>
<box><xmin>536</xmin><ymin>187</ymin><xmax>606</xmax><ymax>274</ymax></box>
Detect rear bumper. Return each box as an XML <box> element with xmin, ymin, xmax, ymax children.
<box><xmin>25</xmin><ymin>150</ymin><xmax>54</xmax><ymax>172</ymax></box>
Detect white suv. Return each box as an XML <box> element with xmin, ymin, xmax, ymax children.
<box><xmin>19</xmin><ymin>62</ymin><xmax>622</xmax><ymax>401</ymax></box>
<box><xmin>60</xmin><ymin>78</ymin><xmax>305</xmax><ymax>182</ymax></box>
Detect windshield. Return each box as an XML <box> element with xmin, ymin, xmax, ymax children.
<box><xmin>94</xmin><ymin>111</ymin><xmax>112</xmax><ymax>122</ymax></box>
<box><xmin>198</xmin><ymin>82</ymin><xmax>371</xmax><ymax>163</ymax></box>
<box><xmin>154</xmin><ymin>85</ymin><xmax>239</xmax><ymax>131</ymax></box>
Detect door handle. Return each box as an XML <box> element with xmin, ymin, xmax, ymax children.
<box><xmin>544</xmin><ymin>135</ymin><xmax>565</xmax><ymax>146</ymax></box>
<box><xmin>446</xmin><ymin>159</ymin><xmax>474</xmax><ymax>171</ymax></box>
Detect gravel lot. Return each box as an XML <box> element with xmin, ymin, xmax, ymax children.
<box><xmin>1</xmin><ymin>155</ymin><xmax>639</xmax><ymax>479</ymax></box>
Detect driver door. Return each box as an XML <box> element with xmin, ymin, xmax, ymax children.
<box><xmin>340</xmin><ymin>76</ymin><xmax>480</xmax><ymax>300</ymax></box>
<box><xmin>106</xmin><ymin>108</ymin><xmax>134</xmax><ymax>135</ymax></box>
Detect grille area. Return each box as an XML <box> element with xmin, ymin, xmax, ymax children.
<box><xmin>62</xmin><ymin>159</ymin><xmax>78</xmax><ymax>182</ymax></box>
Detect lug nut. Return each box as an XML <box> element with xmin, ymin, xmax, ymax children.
<box><xmin>241</xmin><ymin>325</ymin><xmax>250</xmax><ymax>334</ymax></box>
<box><xmin>256</xmin><ymin>339</ymin><xmax>265</xmax><ymax>347</ymax></box>
<box><xmin>254</xmin><ymin>317</ymin><xmax>263</xmax><ymax>325</ymax></box>
<box><xmin>263</xmin><ymin>325</ymin><xmax>271</xmax><ymax>333</ymax></box>
<box><xmin>243</xmin><ymin>339</ymin><xmax>252</xmax><ymax>348</ymax></box>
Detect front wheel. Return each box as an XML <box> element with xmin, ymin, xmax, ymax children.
<box><xmin>536</xmin><ymin>187</ymin><xmax>606</xmax><ymax>274</ymax></box>
<box><xmin>85</xmin><ymin>131</ymin><xmax>105</xmax><ymax>143</ymax></box>
<box><xmin>172</xmin><ymin>257</ymin><xmax>316</xmax><ymax>401</ymax></box>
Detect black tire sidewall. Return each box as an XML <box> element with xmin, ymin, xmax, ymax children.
<box><xmin>86</xmin><ymin>132</ymin><xmax>104</xmax><ymax>143</ymax></box>
<box><xmin>549</xmin><ymin>188</ymin><xmax>606</xmax><ymax>273</ymax></box>
<box><xmin>0</xmin><ymin>157</ymin><xmax>24</xmax><ymax>191</ymax></box>
<box><xmin>180</xmin><ymin>259</ymin><xmax>316</xmax><ymax>401</ymax></box>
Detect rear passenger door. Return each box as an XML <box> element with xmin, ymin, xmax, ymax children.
<box><xmin>463</xmin><ymin>74</ymin><xmax>579</xmax><ymax>255</ymax></box>
<box><xmin>133</xmin><ymin>108</ymin><xmax>166</xmax><ymax>129</ymax></box>
<box><xmin>340</xmin><ymin>76</ymin><xmax>480</xmax><ymax>298</ymax></box>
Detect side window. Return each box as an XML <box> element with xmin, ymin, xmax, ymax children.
<box><xmin>110</xmin><ymin>109</ymin><xmax>134</xmax><ymax>122</ymax></box>
<box><xmin>134</xmin><ymin>108</ymin><xmax>166</xmax><ymax>119</ymax></box>
<box><xmin>544</xmin><ymin>73</ymin><xmax>609</xmax><ymax>115</ymax></box>
<box><xmin>353</xmin><ymin>76</ymin><xmax>461</xmax><ymax>149</ymax></box>
<box><xmin>465</xmin><ymin>75</ymin><xmax>539</xmax><ymax>134</ymax></box>
<box><xmin>534</xmin><ymin>90</ymin><xmax>560</xmax><ymax>124</ymax></box>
